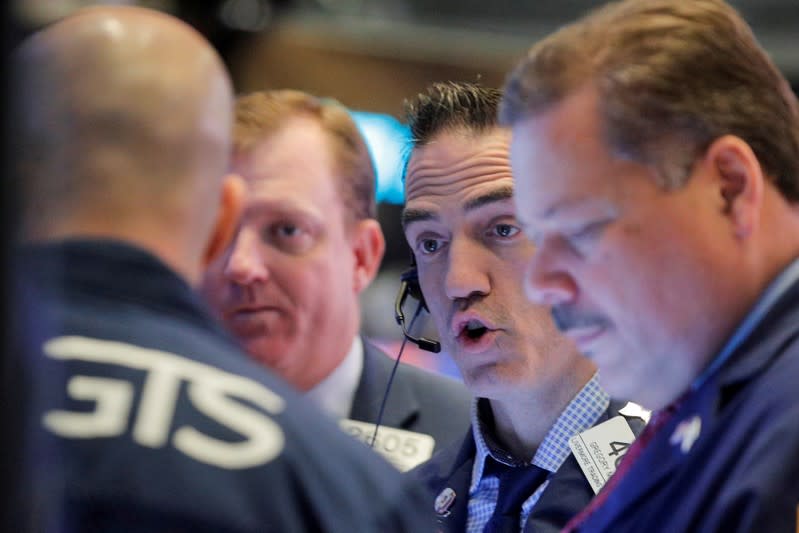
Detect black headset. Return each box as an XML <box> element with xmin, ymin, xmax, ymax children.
<box><xmin>393</xmin><ymin>257</ymin><xmax>441</xmax><ymax>353</ymax></box>
<box><xmin>371</xmin><ymin>255</ymin><xmax>441</xmax><ymax>448</ymax></box>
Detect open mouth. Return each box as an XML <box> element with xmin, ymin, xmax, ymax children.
<box><xmin>460</xmin><ymin>319</ymin><xmax>488</xmax><ymax>341</ymax></box>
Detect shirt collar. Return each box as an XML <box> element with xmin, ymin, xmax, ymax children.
<box><xmin>469</xmin><ymin>372</ymin><xmax>609</xmax><ymax>493</ymax></box>
<box><xmin>305</xmin><ymin>336</ymin><xmax>364</xmax><ymax>420</ymax></box>
<box><xmin>692</xmin><ymin>255</ymin><xmax>799</xmax><ymax>390</ymax></box>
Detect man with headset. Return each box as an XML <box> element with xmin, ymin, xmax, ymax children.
<box><xmin>12</xmin><ymin>7</ymin><xmax>432</xmax><ymax>530</ymax></box>
<box><xmin>403</xmin><ymin>81</ymin><xmax>646</xmax><ymax>532</ymax></box>
<box><xmin>200</xmin><ymin>89</ymin><xmax>471</xmax><ymax>469</ymax></box>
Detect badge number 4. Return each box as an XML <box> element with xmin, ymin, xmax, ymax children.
<box><xmin>608</xmin><ymin>440</ymin><xmax>630</xmax><ymax>467</ymax></box>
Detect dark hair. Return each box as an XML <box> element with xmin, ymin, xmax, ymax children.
<box><xmin>500</xmin><ymin>0</ymin><xmax>799</xmax><ymax>201</ymax></box>
<box><xmin>404</xmin><ymin>82</ymin><xmax>503</xmax><ymax>148</ymax></box>
<box><xmin>235</xmin><ymin>90</ymin><xmax>377</xmax><ymax>221</ymax></box>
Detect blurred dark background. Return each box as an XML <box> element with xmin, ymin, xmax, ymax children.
<box><xmin>11</xmin><ymin>0</ymin><xmax>798</xmax><ymax>122</ymax></box>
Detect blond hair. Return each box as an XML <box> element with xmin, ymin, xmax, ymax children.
<box><xmin>234</xmin><ymin>90</ymin><xmax>377</xmax><ymax>221</ymax></box>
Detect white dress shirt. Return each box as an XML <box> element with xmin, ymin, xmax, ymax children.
<box><xmin>305</xmin><ymin>336</ymin><xmax>364</xmax><ymax>420</ymax></box>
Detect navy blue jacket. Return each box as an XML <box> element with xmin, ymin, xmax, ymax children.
<box><xmin>352</xmin><ymin>340</ymin><xmax>472</xmax><ymax>453</ymax></box>
<box><xmin>576</xmin><ymin>277</ymin><xmax>799</xmax><ymax>533</ymax></box>
<box><xmin>18</xmin><ymin>239</ymin><xmax>432</xmax><ymax>533</ymax></box>
<box><xmin>412</xmin><ymin>400</ymin><xmax>644</xmax><ymax>532</ymax></box>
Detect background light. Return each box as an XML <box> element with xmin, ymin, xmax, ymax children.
<box><xmin>350</xmin><ymin>110</ymin><xmax>410</xmax><ymax>205</ymax></box>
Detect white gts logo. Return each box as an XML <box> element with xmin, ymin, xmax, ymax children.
<box><xmin>42</xmin><ymin>336</ymin><xmax>286</xmax><ymax>469</ymax></box>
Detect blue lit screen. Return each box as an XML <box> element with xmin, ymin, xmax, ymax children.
<box><xmin>350</xmin><ymin>110</ymin><xmax>411</xmax><ymax>205</ymax></box>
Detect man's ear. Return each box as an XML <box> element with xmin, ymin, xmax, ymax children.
<box><xmin>705</xmin><ymin>135</ymin><xmax>764</xmax><ymax>239</ymax></box>
<box><xmin>202</xmin><ymin>173</ymin><xmax>245</xmax><ymax>268</ymax></box>
<box><xmin>351</xmin><ymin>218</ymin><xmax>386</xmax><ymax>294</ymax></box>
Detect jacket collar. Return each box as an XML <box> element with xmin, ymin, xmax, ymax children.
<box><xmin>424</xmin><ymin>431</ymin><xmax>476</xmax><ymax>533</ymax></box>
<box><xmin>18</xmin><ymin>239</ymin><xmax>226</xmax><ymax>337</ymax></box>
<box><xmin>349</xmin><ymin>339</ymin><xmax>421</xmax><ymax>429</ymax></box>
<box><xmin>717</xmin><ymin>277</ymin><xmax>799</xmax><ymax>393</ymax></box>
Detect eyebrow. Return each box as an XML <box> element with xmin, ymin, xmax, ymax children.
<box><xmin>244</xmin><ymin>197</ymin><xmax>321</xmax><ymax>222</ymax></box>
<box><xmin>401</xmin><ymin>208</ymin><xmax>435</xmax><ymax>229</ymax></box>
<box><xmin>541</xmin><ymin>196</ymin><xmax>591</xmax><ymax>219</ymax></box>
<box><xmin>464</xmin><ymin>185</ymin><xmax>514</xmax><ymax>211</ymax></box>
<box><xmin>401</xmin><ymin>185</ymin><xmax>515</xmax><ymax>229</ymax></box>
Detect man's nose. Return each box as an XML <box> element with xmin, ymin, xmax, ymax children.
<box><xmin>524</xmin><ymin>240</ymin><xmax>578</xmax><ymax>306</ymax></box>
<box><xmin>444</xmin><ymin>237</ymin><xmax>490</xmax><ymax>301</ymax></box>
<box><xmin>224</xmin><ymin>229</ymin><xmax>270</xmax><ymax>285</ymax></box>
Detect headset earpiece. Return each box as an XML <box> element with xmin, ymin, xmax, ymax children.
<box><xmin>394</xmin><ymin>254</ymin><xmax>440</xmax><ymax>353</ymax></box>
<box><xmin>399</xmin><ymin>265</ymin><xmax>428</xmax><ymax>312</ymax></box>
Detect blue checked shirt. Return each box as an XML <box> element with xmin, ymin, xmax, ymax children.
<box><xmin>466</xmin><ymin>373</ymin><xmax>609</xmax><ymax>533</ymax></box>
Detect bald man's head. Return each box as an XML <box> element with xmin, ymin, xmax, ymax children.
<box><xmin>15</xmin><ymin>6</ymin><xmax>235</xmax><ymax>240</ymax></box>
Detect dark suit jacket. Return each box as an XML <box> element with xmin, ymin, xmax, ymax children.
<box><xmin>412</xmin><ymin>399</ymin><xmax>645</xmax><ymax>533</ymax></box>
<box><xmin>578</xmin><ymin>276</ymin><xmax>799</xmax><ymax>533</ymax></box>
<box><xmin>350</xmin><ymin>339</ymin><xmax>472</xmax><ymax>452</ymax></box>
<box><xmin>20</xmin><ymin>240</ymin><xmax>432</xmax><ymax>532</ymax></box>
